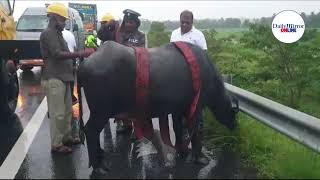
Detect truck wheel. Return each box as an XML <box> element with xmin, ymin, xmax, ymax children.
<box><xmin>7</xmin><ymin>72</ymin><xmax>19</xmax><ymax>112</ymax></box>
<box><xmin>1</xmin><ymin>59</ymin><xmax>18</xmax><ymax>117</ymax></box>
<box><xmin>6</xmin><ymin>60</ymin><xmax>19</xmax><ymax>113</ymax></box>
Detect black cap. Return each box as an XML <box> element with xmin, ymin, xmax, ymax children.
<box><xmin>123</xmin><ymin>9</ymin><xmax>141</xmax><ymax>20</ymax></box>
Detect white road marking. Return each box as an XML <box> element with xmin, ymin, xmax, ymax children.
<box><xmin>0</xmin><ymin>97</ymin><xmax>47</xmax><ymax>179</ymax></box>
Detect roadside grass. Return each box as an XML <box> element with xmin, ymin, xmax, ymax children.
<box><xmin>203</xmin><ymin>109</ymin><xmax>320</xmax><ymax>179</ymax></box>
<box><xmin>200</xmin><ymin>27</ymin><xmax>320</xmax><ymax>179</ymax></box>
<box><xmin>298</xmin><ymin>96</ymin><xmax>320</xmax><ymax>118</ymax></box>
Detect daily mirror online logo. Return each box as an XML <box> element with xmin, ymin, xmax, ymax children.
<box><xmin>272</xmin><ymin>10</ymin><xmax>305</xmax><ymax>43</ymax></box>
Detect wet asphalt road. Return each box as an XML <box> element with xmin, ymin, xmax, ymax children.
<box><xmin>0</xmin><ymin>67</ymin><xmax>255</xmax><ymax>179</ymax></box>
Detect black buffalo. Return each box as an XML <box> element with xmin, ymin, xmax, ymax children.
<box><xmin>78</xmin><ymin>39</ymin><xmax>237</xmax><ymax>175</ymax></box>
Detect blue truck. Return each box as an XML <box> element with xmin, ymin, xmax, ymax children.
<box><xmin>68</xmin><ymin>3</ymin><xmax>97</xmax><ymax>34</ymax></box>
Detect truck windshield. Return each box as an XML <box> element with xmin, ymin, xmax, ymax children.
<box><xmin>0</xmin><ymin>0</ymin><xmax>10</xmax><ymax>13</ymax></box>
<box><xmin>16</xmin><ymin>15</ymin><xmax>48</xmax><ymax>32</ymax></box>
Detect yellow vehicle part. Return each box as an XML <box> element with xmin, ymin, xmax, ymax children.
<box><xmin>0</xmin><ymin>4</ymin><xmax>16</xmax><ymax>40</ymax></box>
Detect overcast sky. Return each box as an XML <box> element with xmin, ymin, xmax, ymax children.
<box><xmin>12</xmin><ymin>1</ymin><xmax>320</xmax><ymax>21</ymax></box>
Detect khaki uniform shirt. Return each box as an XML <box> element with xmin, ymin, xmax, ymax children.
<box><xmin>119</xmin><ymin>30</ymin><xmax>146</xmax><ymax>47</ymax></box>
<box><xmin>40</xmin><ymin>26</ymin><xmax>73</xmax><ymax>82</ymax></box>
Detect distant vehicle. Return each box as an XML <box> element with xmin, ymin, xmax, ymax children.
<box><xmin>15</xmin><ymin>6</ymin><xmax>85</xmax><ymax>71</ymax></box>
<box><xmin>68</xmin><ymin>3</ymin><xmax>97</xmax><ymax>35</ymax></box>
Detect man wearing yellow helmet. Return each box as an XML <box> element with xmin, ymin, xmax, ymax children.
<box><xmin>40</xmin><ymin>2</ymin><xmax>94</xmax><ymax>154</ymax></box>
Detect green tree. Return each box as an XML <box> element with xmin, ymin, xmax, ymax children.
<box><xmin>147</xmin><ymin>21</ymin><xmax>170</xmax><ymax>47</ymax></box>
<box><xmin>240</xmin><ymin>23</ymin><xmax>319</xmax><ymax>108</ymax></box>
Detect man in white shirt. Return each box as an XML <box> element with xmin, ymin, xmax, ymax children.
<box><xmin>62</xmin><ymin>28</ymin><xmax>77</xmax><ymax>104</ymax></box>
<box><xmin>62</xmin><ymin>28</ymin><xmax>80</xmax><ymax>145</ymax></box>
<box><xmin>170</xmin><ymin>10</ymin><xmax>209</xmax><ymax>165</ymax></box>
<box><xmin>170</xmin><ymin>10</ymin><xmax>207</xmax><ymax>51</ymax></box>
<box><xmin>62</xmin><ymin>28</ymin><xmax>77</xmax><ymax>52</ymax></box>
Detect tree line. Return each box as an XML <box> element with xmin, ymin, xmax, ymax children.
<box><xmin>140</xmin><ymin>10</ymin><xmax>320</xmax><ymax>32</ymax></box>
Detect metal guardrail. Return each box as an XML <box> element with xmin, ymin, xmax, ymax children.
<box><xmin>224</xmin><ymin>83</ymin><xmax>320</xmax><ymax>153</ymax></box>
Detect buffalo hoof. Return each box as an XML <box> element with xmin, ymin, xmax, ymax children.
<box><xmin>175</xmin><ymin>148</ymin><xmax>190</xmax><ymax>160</ymax></box>
<box><xmin>177</xmin><ymin>151</ymin><xmax>188</xmax><ymax>159</ymax></box>
<box><xmin>184</xmin><ymin>153</ymin><xmax>193</xmax><ymax>163</ymax></box>
<box><xmin>116</xmin><ymin>123</ymin><xmax>132</xmax><ymax>134</ymax></box>
<box><xmin>184</xmin><ymin>152</ymin><xmax>209</xmax><ymax>166</ymax></box>
<box><xmin>90</xmin><ymin>167</ymin><xmax>109</xmax><ymax>179</ymax></box>
<box><xmin>194</xmin><ymin>155</ymin><xmax>209</xmax><ymax>166</ymax></box>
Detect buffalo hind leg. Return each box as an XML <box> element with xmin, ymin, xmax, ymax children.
<box><xmin>85</xmin><ymin>112</ymin><xmax>109</xmax><ymax>177</ymax></box>
<box><xmin>159</xmin><ymin>115</ymin><xmax>173</xmax><ymax>147</ymax></box>
<box><xmin>157</xmin><ymin>115</ymin><xmax>176</xmax><ymax>169</ymax></box>
<box><xmin>189</xmin><ymin>110</ymin><xmax>209</xmax><ymax>165</ymax></box>
<box><xmin>172</xmin><ymin>113</ymin><xmax>188</xmax><ymax>159</ymax></box>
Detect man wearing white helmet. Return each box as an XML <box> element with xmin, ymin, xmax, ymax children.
<box><xmin>40</xmin><ymin>2</ymin><xmax>94</xmax><ymax>154</ymax></box>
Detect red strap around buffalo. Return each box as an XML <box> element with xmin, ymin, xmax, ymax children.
<box><xmin>133</xmin><ymin>47</ymin><xmax>151</xmax><ymax>140</ymax></box>
<box><xmin>134</xmin><ymin>47</ymin><xmax>150</xmax><ymax>113</ymax></box>
<box><xmin>133</xmin><ymin>48</ymin><xmax>173</xmax><ymax>147</ymax></box>
<box><xmin>173</xmin><ymin>41</ymin><xmax>201</xmax><ymax>148</ymax></box>
<box><xmin>134</xmin><ymin>48</ymin><xmax>173</xmax><ymax>147</ymax></box>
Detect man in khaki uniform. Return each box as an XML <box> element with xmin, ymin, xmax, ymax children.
<box><xmin>40</xmin><ymin>2</ymin><xmax>93</xmax><ymax>154</ymax></box>
<box><xmin>119</xmin><ymin>9</ymin><xmax>146</xmax><ymax>48</ymax></box>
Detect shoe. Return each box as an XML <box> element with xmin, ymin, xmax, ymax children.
<box><xmin>63</xmin><ymin>137</ymin><xmax>81</xmax><ymax>146</ymax></box>
<box><xmin>184</xmin><ymin>151</ymin><xmax>209</xmax><ymax>165</ymax></box>
<box><xmin>90</xmin><ymin>167</ymin><xmax>109</xmax><ymax>179</ymax></box>
<box><xmin>90</xmin><ymin>156</ymin><xmax>109</xmax><ymax>179</ymax></box>
<box><xmin>193</xmin><ymin>153</ymin><xmax>209</xmax><ymax>166</ymax></box>
<box><xmin>51</xmin><ymin>145</ymin><xmax>73</xmax><ymax>154</ymax></box>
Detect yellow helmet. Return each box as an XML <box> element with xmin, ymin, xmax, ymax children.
<box><xmin>47</xmin><ymin>3</ymin><xmax>69</xmax><ymax>19</ymax></box>
<box><xmin>100</xmin><ymin>13</ymin><xmax>115</xmax><ymax>22</ymax></box>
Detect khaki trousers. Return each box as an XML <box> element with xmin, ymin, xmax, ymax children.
<box><xmin>41</xmin><ymin>78</ymin><xmax>72</xmax><ymax>147</ymax></box>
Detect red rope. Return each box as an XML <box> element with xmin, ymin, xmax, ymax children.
<box><xmin>173</xmin><ymin>41</ymin><xmax>201</xmax><ymax>149</ymax></box>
